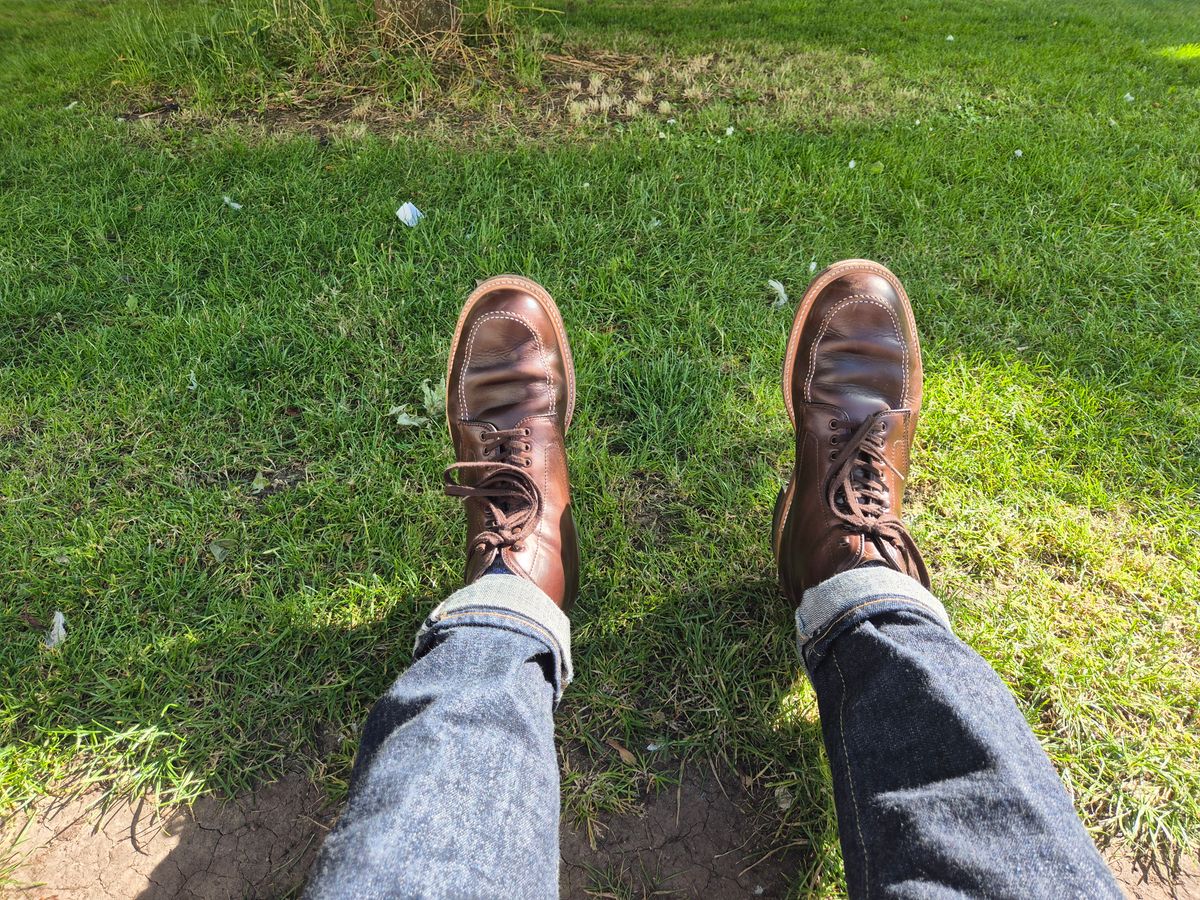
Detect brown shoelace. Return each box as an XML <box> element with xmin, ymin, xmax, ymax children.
<box><xmin>826</xmin><ymin>416</ymin><xmax>930</xmax><ymax>586</ymax></box>
<box><xmin>444</xmin><ymin>428</ymin><xmax>542</xmax><ymax>562</ymax></box>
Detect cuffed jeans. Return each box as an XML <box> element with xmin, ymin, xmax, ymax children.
<box><xmin>305</xmin><ymin>570</ymin><xmax>1120</xmax><ymax>899</ymax></box>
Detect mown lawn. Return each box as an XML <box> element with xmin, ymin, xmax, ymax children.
<box><xmin>1</xmin><ymin>0</ymin><xmax>1198</xmax><ymax>893</ymax></box>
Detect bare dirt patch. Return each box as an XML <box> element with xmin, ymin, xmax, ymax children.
<box><xmin>1109</xmin><ymin>852</ymin><xmax>1200</xmax><ymax>900</ymax></box>
<box><xmin>6</xmin><ymin>766</ymin><xmax>1191</xmax><ymax>898</ymax></box>
<box><xmin>2</xmin><ymin>773</ymin><xmax>334</xmax><ymax>898</ymax></box>
<box><xmin>560</xmin><ymin>762</ymin><xmax>803</xmax><ymax>897</ymax></box>
<box><xmin>624</xmin><ymin>469</ymin><xmax>687</xmax><ymax>549</ymax></box>
<box><xmin>2</xmin><ymin>761</ymin><xmax>800</xmax><ymax>898</ymax></box>
<box><xmin>114</xmin><ymin>45</ymin><xmax>907</xmax><ymax>142</ymax></box>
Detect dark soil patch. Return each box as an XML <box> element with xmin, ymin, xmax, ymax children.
<box><xmin>181</xmin><ymin>462</ymin><xmax>309</xmax><ymax>499</ymax></box>
<box><xmin>0</xmin><ymin>417</ymin><xmax>45</xmax><ymax>448</ymax></box>
<box><xmin>560</xmin><ymin>762</ymin><xmax>803</xmax><ymax>897</ymax></box>
<box><xmin>116</xmin><ymin>100</ymin><xmax>181</xmax><ymax>123</ymax></box>
<box><xmin>625</xmin><ymin>469</ymin><xmax>687</xmax><ymax>550</ymax></box>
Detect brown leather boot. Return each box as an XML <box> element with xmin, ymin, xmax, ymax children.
<box><xmin>443</xmin><ymin>275</ymin><xmax>579</xmax><ymax>610</ymax></box>
<box><xmin>773</xmin><ymin>259</ymin><xmax>930</xmax><ymax>604</ymax></box>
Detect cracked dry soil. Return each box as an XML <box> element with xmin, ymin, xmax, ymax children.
<box><xmin>3</xmin><ymin>766</ymin><xmax>1197</xmax><ymax>898</ymax></box>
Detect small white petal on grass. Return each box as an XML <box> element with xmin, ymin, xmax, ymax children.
<box><xmin>582</xmin><ymin>182</ymin><xmax>590</xmax><ymax>189</ymax></box>
<box><xmin>1124</xmin><ymin>92</ymin><xmax>1135</xmax><ymax>102</ymax></box>
<box><xmin>45</xmin><ymin>611</ymin><xmax>67</xmax><ymax>649</ymax></box>
<box><xmin>768</xmin><ymin>279</ymin><xmax>789</xmax><ymax>309</ymax></box>
<box><xmin>658</xmin><ymin>131</ymin><xmax>666</xmax><ymax>138</ymax></box>
<box><xmin>725</xmin><ymin>125</ymin><xmax>735</xmax><ymax>136</ymax></box>
<box><xmin>754</xmin><ymin>887</ymin><xmax>765</xmax><ymax>896</ymax></box>
<box><xmin>388</xmin><ymin>405</ymin><xmax>428</xmax><ymax>427</ymax></box>
<box><xmin>666</xmin><ymin>117</ymin><xmax>677</xmax><ymax>125</ymax></box>
<box><xmin>848</xmin><ymin>159</ymin><xmax>856</xmax><ymax>169</ymax></box>
<box><xmin>945</xmin><ymin>34</ymin><xmax>955</xmax><ymax>41</ymax></box>
<box><xmin>63</xmin><ymin>100</ymin><xmax>79</xmax><ymax>110</ymax></box>
<box><xmin>915</xmin><ymin>118</ymin><xmax>921</xmax><ymax>125</ymax></box>
<box><xmin>649</xmin><ymin>218</ymin><xmax>662</xmax><ymax>228</ymax></box>
<box><xmin>222</xmin><ymin>195</ymin><xmax>242</xmax><ymax>211</ymax></box>
<box><xmin>1013</xmin><ymin>149</ymin><xmax>1023</xmax><ymax>157</ymax></box>
<box><xmin>1108</xmin><ymin>118</ymin><xmax>1118</xmax><ymax>126</ymax></box>
<box><xmin>188</xmin><ymin>371</ymin><xmax>198</xmax><ymax>391</ymax></box>
<box><xmin>809</xmin><ymin>260</ymin><xmax>818</xmax><ymax>274</ymax></box>
<box><xmin>646</xmin><ymin>742</ymin><xmax>664</xmax><ymax>751</ymax></box>
<box><xmin>396</xmin><ymin>201</ymin><xmax>423</xmax><ymax>227</ymax></box>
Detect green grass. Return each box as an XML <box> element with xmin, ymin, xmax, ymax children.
<box><xmin>1</xmin><ymin>0</ymin><xmax>1199</xmax><ymax>893</ymax></box>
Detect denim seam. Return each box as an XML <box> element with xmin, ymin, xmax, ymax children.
<box><xmin>833</xmin><ymin>651</ymin><xmax>871</xmax><ymax>898</ymax></box>
<box><xmin>809</xmin><ymin>596</ymin><xmax>944</xmax><ymax>648</ymax></box>
<box><xmin>434</xmin><ymin>609</ymin><xmax>558</xmax><ymax>655</ymax></box>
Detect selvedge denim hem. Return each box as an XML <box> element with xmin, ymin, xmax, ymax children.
<box><xmin>796</xmin><ymin>566</ymin><xmax>951</xmax><ymax>671</ymax></box>
<box><xmin>416</xmin><ymin>573</ymin><xmax>572</xmax><ymax>701</ymax></box>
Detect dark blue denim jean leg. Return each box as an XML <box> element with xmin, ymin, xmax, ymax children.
<box><xmin>799</xmin><ymin>568</ymin><xmax>1121</xmax><ymax>899</ymax></box>
<box><xmin>305</xmin><ymin>575</ymin><xmax>571</xmax><ymax>900</ymax></box>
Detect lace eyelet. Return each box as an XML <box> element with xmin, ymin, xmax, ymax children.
<box><xmin>829</xmin><ymin>419</ymin><xmax>839</xmax><ymax>429</ymax></box>
<box><xmin>829</xmin><ymin>450</ymin><xmax>837</xmax><ymax>459</ymax></box>
<box><xmin>829</xmin><ymin>436</ymin><xmax>839</xmax><ymax>445</ymax></box>
<box><xmin>523</xmin><ymin>459</ymin><xmax>532</xmax><ymax>467</ymax></box>
<box><xmin>524</xmin><ymin>428</ymin><xmax>531</xmax><ymax>436</ymax></box>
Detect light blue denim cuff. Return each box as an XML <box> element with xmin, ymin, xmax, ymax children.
<box><xmin>796</xmin><ymin>566</ymin><xmax>951</xmax><ymax>649</ymax></box>
<box><xmin>415</xmin><ymin>574</ymin><xmax>573</xmax><ymax>690</ymax></box>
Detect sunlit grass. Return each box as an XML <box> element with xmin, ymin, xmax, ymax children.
<box><xmin>1158</xmin><ymin>42</ymin><xmax>1200</xmax><ymax>61</ymax></box>
<box><xmin>1</xmin><ymin>0</ymin><xmax>1199</xmax><ymax>894</ymax></box>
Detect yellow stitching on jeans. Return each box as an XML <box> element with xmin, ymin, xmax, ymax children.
<box><xmin>833</xmin><ymin>652</ymin><xmax>871</xmax><ymax>897</ymax></box>
<box><xmin>433</xmin><ymin>610</ymin><xmax>560</xmax><ymax>658</ymax></box>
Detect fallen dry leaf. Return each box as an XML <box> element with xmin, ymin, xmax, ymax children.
<box><xmin>606</xmin><ymin>738</ymin><xmax>636</xmax><ymax>766</ymax></box>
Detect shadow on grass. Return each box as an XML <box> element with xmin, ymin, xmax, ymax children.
<box><xmin>14</xmin><ymin>563</ymin><xmax>831</xmax><ymax>898</ymax></box>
